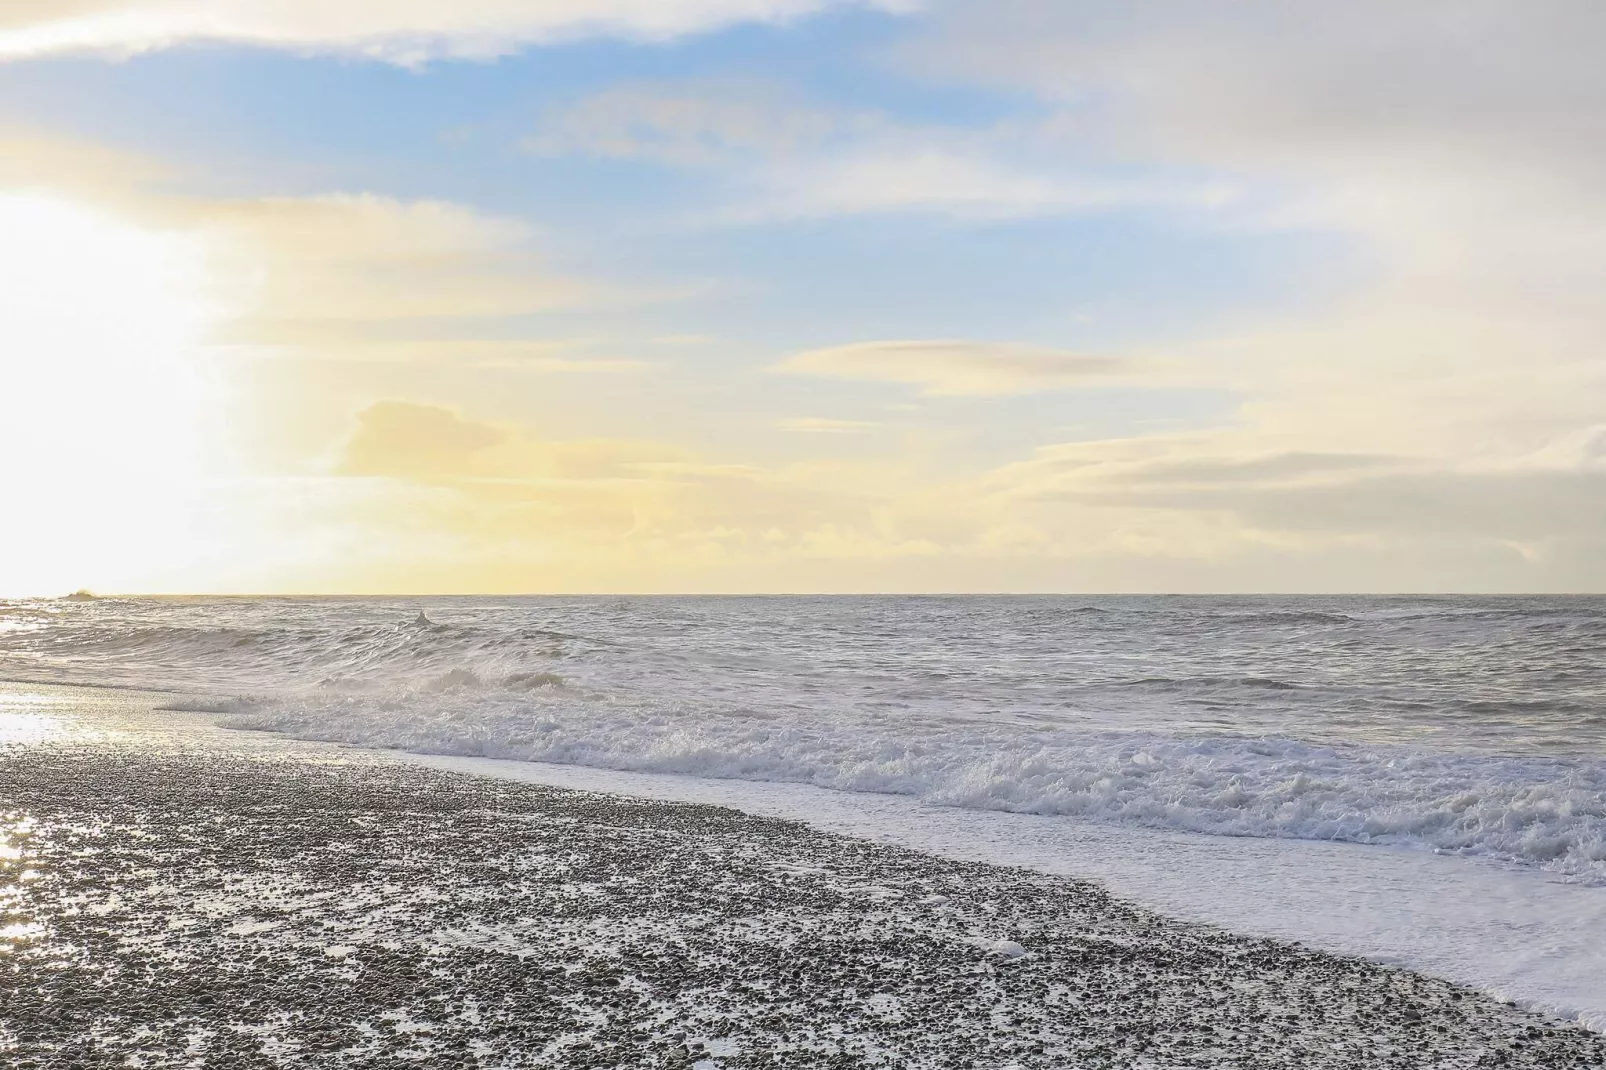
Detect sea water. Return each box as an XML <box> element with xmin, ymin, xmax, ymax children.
<box><xmin>3</xmin><ymin>594</ymin><xmax>1605</xmax><ymax>1021</ymax></box>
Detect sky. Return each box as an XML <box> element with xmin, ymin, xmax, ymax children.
<box><xmin>0</xmin><ymin>1</ymin><xmax>1603</xmax><ymax>594</ymax></box>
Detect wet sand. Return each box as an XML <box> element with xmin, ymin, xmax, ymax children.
<box><xmin>2</xmin><ymin>687</ymin><xmax>1604</xmax><ymax>1068</ymax></box>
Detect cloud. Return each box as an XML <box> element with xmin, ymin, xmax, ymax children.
<box><xmin>0</xmin><ymin>127</ymin><xmax>173</xmax><ymax>204</ymax></box>
<box><xmin>0</xmin><ymin>1</ymin><xmax>910</xmax><ymax>64</ymax></box>
<box><xmin>529</xmin><ymin>80</ymin><xmax>855</xmax><ymax>165</ymax></box>
<box><xmin>530</xmin><ymin>79</ymin><xmax>1240</xmax><ymax>221</ymax></box>
<box><xmin>965</xmin><ymin>426</ymin><xmax>1606</xmax><ymax>585</ymax></box>
<box><xmin>1196</xmin><ymin>471</ymin><xmax>1606</xmax><ymax>544</ymax></box>
<box><xmin>199</xmin><ymin>194</ymin><xmax>588</xmax><ymax>341</ymax></box>
<box><xmin>336</xmin><ymin>400</ymin><xmax>713</xmax><ymax>484</ymax></box>
<box><xmin>981</xmin><ymin>437</ymin><xmax>1363</xmax><ymax>506</ymax></box>
<box><xmin>858</xmin><ymin>0</ymin><xmax>1606</xmax><ymax>583</ymax></box>
<box><xmin>1106</xmin><ymin>452</ymin><xmax>1392</xmax><ymax>487</ymax></box>
<box><xmin>312</xmin><ymin>397</ymin><xmax>924</xmax><ymax>585</ymax></box>
<box><xmin>916</xmin><ymin>2</ymin><xmax>1606</xmax><ymax>179</ymax></box>
<box><xmin>234</xmin><ymin>335</ymin><xmax>653</xmax><ymax>371</ymax></box>
<box><xmin>756</xmin><ymin>149</ymin><xmax>1219</xmax><ymax>221</ymax></box>
<box><xmin>905</xmin><ymin>1</ymin><xmax>1606</xmax><ymax>308</ymax></box>
<box><xmin>0</xmin><ymin>135</ymin><xmax>610</xmax><ymax>355</ymax></box>
<box><xmin>1054</xmin><ymin>463</ymin><xmax>1606</xmax><ymax>552</ymax></box>
<box><xmin>776</xmin><ymin>340</ymin><xmax>1127</xmax><ymax>396</ymax></box>
<box><xmin>777</xmin><ymin>417</ymin><xmax>879</xmax><ymax>434</ymax></box>
<box><xmin>339</xmin><ymin>400</ymin><xmax>506</xmax><ymax>478</ymax></box>
<box><xmin>0</xmin><ymin>137</ymin><xmax>596</xmax><ymax>350</ymax></box>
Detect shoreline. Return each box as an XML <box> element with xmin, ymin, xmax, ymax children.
<box><xmin>4</xmin><ymin>685</ymin><xmax>1606</xmax><ymax>1067</ymax></box>
<box><xmin>10</xmin><ymin>681</ymin><xmax>1606</xmax><ymax>1030</ymax></box>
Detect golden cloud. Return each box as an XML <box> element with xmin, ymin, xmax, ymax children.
<box><xmin>338</xmin><ymin>400</ymin><xmax>507</xmax><ymax>478</ymax></box>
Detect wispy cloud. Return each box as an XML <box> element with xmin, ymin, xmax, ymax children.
<box><xmin>254</xmin><ymin>338</ymin><xmax>653</xmax><ymax>371</ymax></box>
<box><xmin>198</xmin><ymin>194</ymin><xmax>587</xmax><ymax>334</ymax></box>
<box><xmin>527</xmin><ymin>80</ymin><xmax>859</xmax><ymax>164</ymax></box>
<box><xmin>530</xmin><ymin>79</ymin><xmax>1244</xmax><ymax>221</ymax></box>
<box><xmin>0</xmin><ymin>1</ymin><xmax>912</xmax><ymax>64</ymax></box>
<box><xmin>0</xmin><ymin>135</ymin><xmax>629</xmax><ymax>372</ymax></box>
<box><xmin>776</xmin><ymin>340</ymin><xmax>1127</xmax><ymax>396</ymax></box>
<box><xmin>777</xmin><ymin>417</ymin><xmax>880</xmax><ymax>433</ymax></box>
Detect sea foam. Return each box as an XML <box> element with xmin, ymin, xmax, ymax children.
<box><xmin>222</xmin><ymin>682</ymin><xmax>1606</xmax><ymax>884</ymax></box>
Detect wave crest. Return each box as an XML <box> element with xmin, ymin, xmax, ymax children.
<box><xmin>221</xmin><ymin>689</ymin><xmax>1606</xmax><ymax>885</ymax></box>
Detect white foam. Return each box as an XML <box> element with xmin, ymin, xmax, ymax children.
<box><xmin>225</xmin><ymin>690</ymin><xmax>1606</xmax><ymax>883</ymax></box>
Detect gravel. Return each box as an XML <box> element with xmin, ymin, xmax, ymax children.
<box><xmin>2</xmin><ymin>736</ymin><xmax>1603</xmax><ymax>1068</ymax></box>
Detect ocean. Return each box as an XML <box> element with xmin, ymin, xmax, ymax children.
<box><xmin>2</xmin><ymin>594</ymin><xmax>1603</xmax><ymax>883</ymax></box>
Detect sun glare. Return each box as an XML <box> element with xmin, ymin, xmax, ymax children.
<box><xmin>0</xmin><ymin>194</ymin><xmax>215</xmax><ymax>596</ymax></box>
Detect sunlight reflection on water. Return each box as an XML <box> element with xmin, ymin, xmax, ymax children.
<box><xmin>0</xmin><ymin>691</ymin><xmax>94</xmax><ymax>745</ymax></box>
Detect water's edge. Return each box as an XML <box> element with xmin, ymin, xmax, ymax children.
<box><xmin>8</xmin><ymin>679</ymin><xmax>1606</xmax><ymax>1032</ymax></box>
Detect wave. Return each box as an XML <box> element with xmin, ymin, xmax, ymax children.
<box><xmin>0</xmin><ymin>613</ymin><xmax>592</xmax><ymax>694</ymax></box>
<box><xmin>1117</xmin><ymin>675</ymin><xmax>1301</xmax><ymax>692</ymax></box>
<box><xmin>218</xmin><ymin>684</ymin><xmax>1606</xmax><ymax>886</ymax></box>
<box><xmin>1213</xmin><ymin>610</ymin><xmax>1356</xmax><ymax>626</ymax></box>
<box><xmin>7</xmin><ymin>594</ymin><xmax>1606</xmax><ymax>883</ymax></box>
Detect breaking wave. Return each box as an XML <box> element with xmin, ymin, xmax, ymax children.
<box><xmin>220</xmin><ymin>684</ymin><xmax>1606</xmax><ymax>885</ymax></box>
<box><xmin>4</xmin><ymin>593</ymin><xmax>1606</xmax><ymax>882</ymax></box>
